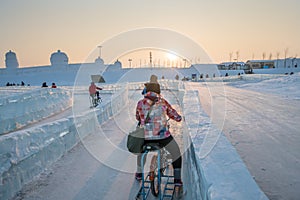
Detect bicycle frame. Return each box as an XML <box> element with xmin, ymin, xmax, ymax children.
<box><xmin>140</xmin><ymin>148</ymin><xmax>160</xmax><ymax>200</ymax></box>
<box><xmin>138</xmin><ymin>145</ymin><xmax>174</xmax><ymax>200</ymax></box>
<box><xmin>89</xmin><ymin>94</ymin><xmax>102</xmax><ymax>108</ymax></box>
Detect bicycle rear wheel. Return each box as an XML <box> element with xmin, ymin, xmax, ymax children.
<box><xmin>149</xmin><ymin>155</ymin><xmax>161</xmax><ymax>197</ymax></box>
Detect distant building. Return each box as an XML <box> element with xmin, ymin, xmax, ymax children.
<box><xmin>106</xmin><ymin>60</ymin><xmax>122</xmax><ymax>71</ymax></box>
<box><xmin>95</xmin><ymin>56</ymin><xmax>104</xmax><ymax>65</ymax></box>
<box><xmin>246</xmin><ymin>60</ymin><xmax>275</xmax><ymax>69</ymax></box>
<box><xmin>217</xmin><ymin>62</ymin><xmax>248</xmax><ymax>70</ymax></box>
<box><xmin>0</xmin><ymin>49</ymin><xmax>112</xmax><ymax>85</ymax></box>
<box><xmin>5</xmin><ymin>50</ymin><xmax>19</xmax><ymax>69</ymax></box>
<box><xmin>246</xmin><ymin>58</ymin><xmax>300</xmax><ymax>69</ymax></box>
<box><xmin>275</xmin><ymin>58</ymin><xmax>300</xmax><ymax>68</ymax></box>
<box><xmin>50</xmin><ymin>50</ymin><xmax>69</xmax><ymax>66</ymax></box>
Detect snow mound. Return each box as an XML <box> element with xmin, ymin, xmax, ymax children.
<box><xmin>234</xmin><ymin>73</ymin><xmax>300</xmax><ymax>100</ymax></box>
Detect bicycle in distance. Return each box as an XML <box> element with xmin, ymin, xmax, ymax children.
<box><xmin>89</xmin><ymin>94</ymin><xmax>102</xmax><ymax>108</ymax></box>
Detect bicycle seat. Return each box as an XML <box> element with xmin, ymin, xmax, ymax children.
<box><xmin>143</xmin><ymin>143</ymin><xmax>160</xmax><ymax>152</ymax></box>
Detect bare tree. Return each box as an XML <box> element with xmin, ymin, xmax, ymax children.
<box><xmin>284</xmin><ymin>48</ymin><xmax>289</xmax><ymax>68</ymax></box>
<box><xmin>183</xmin><ymin>59</ymin><xmax>187</xmax><ymax>68</ymax></box>
<box><xmin>262</xmin><ymin>52</ymin><xmax>266</xmax><ymax>60</ymax></box>
<box><xmin>276</xmin><ymin>52</ymin><xmax>280</xmax><ymax>59</ymax></box>
<box><xmin>269</xmin><ymin>53</ymin><xmax>273</xmax><ymax>60</ymax></box>
<box><xmin>284</xmin><ymin>48</ymin><xmax>289</xmax><ymax>58</ymax></box>
<box><xmin>128</xmin><ymin>59</ymin><xmax>132</xmax><ymax>68</ymax></box>
<box><xmin>276</xmin><ymin>52</ymin><xmax>280</xmax><ymax>68</ymax></box>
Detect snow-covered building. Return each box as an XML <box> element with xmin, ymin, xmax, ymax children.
<box><xmin>0</xmin><ymin>50</ymin><xmax>110</xmax><ymax>86</ymax></box>
<box><xmin>217</xmin><ymin>62</ymin><xmax>248</xmax><ymax>70</ymax></box>
<box><xmin>246</xmin><ymin>60</ymin><xmax>275</xmax><ymax>69</ymax></box>
<box><xmin>246</xmin><ymin>58</ymin><xmax>300</xmax><ymax>69</ymax></box>
<box><xmin>274</xmin><ymin>58</ymin><xmax>299</xmax><ymax>68</ymax></box>
<box><xmin>106</xmin><ymin>60</ymin><xmax>122</xmax><ymax>71</ymax></box>
<box><xmin>216</xmin><ymin>59</ymin><xmax>300</xmax><ymax>75</ymax></box>
<box><xmin>95</xmin><ymin>56</ymin><xmax>104</xmax><ymax>65</ymax></box>
<box><xmin>50</xmin><ymin>50</ymin><xmax>69</xmax><ymax>67</ymax></box>
<box><xmin>5</xmin><ymin>50</ymin><xmax>19</xmax><ymax>69</ymax></box>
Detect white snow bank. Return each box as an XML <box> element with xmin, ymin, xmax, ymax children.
<box><xmin>230</xmin><ymin>72</ymin><xmax>300</xmax><ymax>100</ymax></box>
<box><xmin>252</xmin><ymin>67</ymin><xmax>299</xmax><ymax>75</ymax></box>
<box><xmin>0</xmin><ymin>88</ymin><xmax>72</xmax><ymax>135</ymax></box>
<box><xmin>182</xmin><ymin>88</ymin><xmax>268</xmax><ymax>200</ymax></box>
<box><xmin>0</xmin><ymin>86</ymin><xmax>128</xmax><ymax>200</ymax></box>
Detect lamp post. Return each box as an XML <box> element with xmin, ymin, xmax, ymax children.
<box><xmin>149</xmin><ymin>52</ymin><xmax>152</xmax><ymax>68</ymax></box>
<box><xmin>183</xmin><ymin>59</ymin><xmax>187</xmax><ymax>68</ymax></box>
<box><xmin>97</xmin><ymin>46</ymin><xmax>102</xmax><ymax>58</ymax></box>
<box><xmin>128</xmin><ymin>59</ymin><xmax>132</xmax><ymax>68</ymax></box>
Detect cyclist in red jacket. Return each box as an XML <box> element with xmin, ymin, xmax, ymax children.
<box><xmin>89</xmin><ymin>82</ymin><xmax>102</xmax><ymax>99</ymax></box>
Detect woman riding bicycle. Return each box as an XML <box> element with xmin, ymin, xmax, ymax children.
<box><xmin>135</xmin><ymin>75</ymin><xmax>183</xmax><ymax>188</ymax></box>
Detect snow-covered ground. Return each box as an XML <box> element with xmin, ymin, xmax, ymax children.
<box><xmin>1</xmin><ymin>71</ymin><xmax>300</xmax><ymax>200</ymax></box>
<box><xmin>196</xmin><ymin>73</ymin><xmax>300</xmax><ymax>199</ymax></box>
<box><xmin>230</xmin><ymin>73</ymin><xmax>300</xmax><ymax>100</ymax></box>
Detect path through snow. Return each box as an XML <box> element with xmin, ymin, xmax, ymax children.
<box><xmin>12</xmin><ymin>90</ymin><xmax>188</xmax><ymax>200</ymax></box>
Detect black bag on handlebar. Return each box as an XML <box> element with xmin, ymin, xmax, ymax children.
<box><xmin>127</xmin><ymin>103</ymin><xmax>154</xmax><ymax>154</ymax></box>
<box><xmin>127</xmin><ymin>126</ymin><xmax>145</xmax><ymax>154</ymax></box>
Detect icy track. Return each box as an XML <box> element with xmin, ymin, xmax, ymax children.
<box><xmin>3</xmin><ymin>78</ymin><xmax>296</xmax><ymax>199</ymax></box>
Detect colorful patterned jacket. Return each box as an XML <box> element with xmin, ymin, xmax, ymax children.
<box><xmin>136</xmin><ymin>91</ymin><xmax>182</xmax><ymax>140</ymax></box>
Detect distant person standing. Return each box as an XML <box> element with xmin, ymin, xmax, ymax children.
<box><xmin>42</xmin><ymin>82</ymin><xmax>48</xmax><ymax>87</ymax></box>
<box><xmin>51</xmin><ymin>83</ymin><xmax>57</xmax><ymax>88</ymax></box>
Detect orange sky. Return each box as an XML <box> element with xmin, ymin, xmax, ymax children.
<box><xmin>0</xmin><ymin>0</ymin><xmax>299</xmax><ymax>68</ymax></box>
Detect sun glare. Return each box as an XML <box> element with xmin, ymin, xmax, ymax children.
<box><xmin>117</xmin><ymin>49</ymin><xmax>190</xmax><ymax>68</ymax></box>
<box><xmin>166</xmin><ymin>53</ymin><xmax>178</xmax><ymax>61</ymax></box>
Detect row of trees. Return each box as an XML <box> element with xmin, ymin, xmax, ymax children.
<box><xmin>228</xmin><ymin>48</ymin><xmax>297</xmax><ymax>62</ymax></box>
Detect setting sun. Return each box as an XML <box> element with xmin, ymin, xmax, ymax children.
<box><xmin>166</xmin><ymin>52</ymin><xmax>178</xmax><ymax>61</ymax></box>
